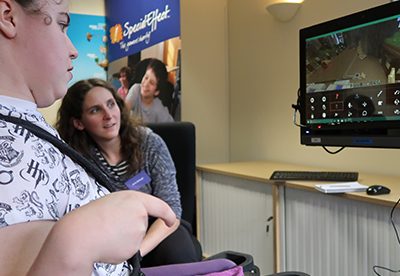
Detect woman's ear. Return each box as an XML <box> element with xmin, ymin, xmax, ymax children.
<box><xmin>72</xmin><ymin>118</ymin><xmax>85</xmax><ymax>131</ymax></box>
<box><xmin>0</xmin><ymin>0</ymin><xmax>17</xmax><ymax>38</ymax></box>
<box><xmin>154</xmin><ymin>90</ymin><xmax>160</xmax><ymax>97</ymax></box>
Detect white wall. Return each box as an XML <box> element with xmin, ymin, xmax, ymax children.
<box><xmin>228</xmin><ymin>0</ymin><xmax>400</xmax><ymax>177</ymax></box>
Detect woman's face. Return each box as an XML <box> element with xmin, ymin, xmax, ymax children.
<box><xmin>140</xmin><ymin>68</ymin><xmax>159</xmax><ymax>99</ymax></box>
<box><xmin>17</xmin><ymin>0</ymin><xmax>78</xmax><ymax>107</ymax></box>
<box><xmin>73</xmin><ymin>86</ymin><xmax>121</xmax><ymax>145</ymax></box>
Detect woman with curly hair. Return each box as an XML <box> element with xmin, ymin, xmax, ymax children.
<box><xmin>56</xmin><ymin>78</ymin><xmax>202</xmax><ymax>267</ymax></box>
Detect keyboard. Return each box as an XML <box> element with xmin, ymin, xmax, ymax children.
<box><xmin>270</xmin><ymin>170</ymin><xmax>359</xmax><ymax>182</ymax></box>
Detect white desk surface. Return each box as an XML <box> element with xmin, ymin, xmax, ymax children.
<box><xmin>197</xmin><ymin>161</ymin><xmax>400</xmax><ymax>207</ymax></box>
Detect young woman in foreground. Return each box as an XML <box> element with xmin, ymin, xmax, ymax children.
<box><xmin>0</xmin><ymin>0</ymin><xmax>175</xmax><ymax>275</ymax></box>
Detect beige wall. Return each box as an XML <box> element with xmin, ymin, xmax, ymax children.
<box><xmin>228</xmin><ymin>0</ymin><xmax>400</xmax><ymax>177</ymax></box>
<box><xmin>69</xmin><ymin>0</ymin><xmax>104</xmax><ymax>15</ymax></box>
<box><xmin>181</xmin><ymin>0</ymin><xmax>230</xmax><ymax>163</ymax></box>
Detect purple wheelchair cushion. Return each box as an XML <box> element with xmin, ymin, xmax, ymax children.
<box><xmin>141</xmin><ymin>258</ymin><xmax>242</xmax><ymax>276</ymax></box>
<box><xmin>198</xmin><ymin>264</ymin><xmax>243</xmax><ymax>276</ymax></box>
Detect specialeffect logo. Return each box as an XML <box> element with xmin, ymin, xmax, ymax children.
<box><xmin>110</xmin><ymin>24</ymin><xmax>123</xmax><ymax>44</ymax></box>
<box><xmin>108</xmin><ymin>5</ymin><xmax>171</xmax><ymax>50</ymax></box>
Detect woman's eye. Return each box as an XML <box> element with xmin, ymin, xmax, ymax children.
<box><xmin>59</xmin><ymin>22</ymin><xmax>69</xmax><ymax>32</ymax></box>
<box><xmin>89</xmin><ymin>107</ymin><xmax>99</xmax><ymax>114</ymax></box>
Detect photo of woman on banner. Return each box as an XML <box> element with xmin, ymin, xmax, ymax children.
<box><xmin>117</xmin><ymin>66</ymin><xmax>134</xmax><ymax>100</ymax></box>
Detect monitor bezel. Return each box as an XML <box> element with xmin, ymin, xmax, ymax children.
<box><xmin>299</xmin><ymin>1</ymin><xmax>400</xmax><ymax>148</ymax></box>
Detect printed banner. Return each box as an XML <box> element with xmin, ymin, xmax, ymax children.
<box><xmin>68</xmin><ymin>14</ymin><xmax>107</xmax><ymax>85</ymax></box>
<box><xmin>105</xmin><ymin>0</ymin><xmax>180</xmax><ymax>62</ymax></box>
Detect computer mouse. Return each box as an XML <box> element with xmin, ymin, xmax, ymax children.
<box><xmin>366</xmin><ymin>185</ymin><xmax>391</xmax><ymax>195</ymax></box>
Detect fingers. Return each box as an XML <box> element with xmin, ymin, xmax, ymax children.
<box><xmin>30</xmin><ymin>190</ymin><xmax>176</xmax><ymax>272</ymax></box>
<box><xmin>134</xmin><ymin>192</ymin><xmax>177</xmax><ymax>227</ymax></box>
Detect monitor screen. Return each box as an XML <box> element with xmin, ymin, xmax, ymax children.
<box><xmin>299</xmin><ymin>1</ymin><xmax>400</xmax><ymax>148</ymax></box>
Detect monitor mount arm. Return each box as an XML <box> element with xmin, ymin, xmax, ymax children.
<box><xmin>292</xmin><ymin>88</ymin><xmax>306</xmax><ymax>128</ymax></box>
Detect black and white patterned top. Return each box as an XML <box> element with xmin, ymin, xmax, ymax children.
<box><xmin>0</xmin><ymin>95</ymin><xmax>130</xmax><ymax>276</ymax></box>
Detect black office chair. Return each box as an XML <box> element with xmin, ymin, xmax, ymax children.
<box><xmin>146</xmin><ymin>121</ymin><xmax>197</xmax><ymax>233</ymax></box>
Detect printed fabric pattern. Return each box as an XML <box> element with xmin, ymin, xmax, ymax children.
<box><xmin>0</xmin><ymin>96</ymin><xmax>130</xmax><ymax>276</ymax></box>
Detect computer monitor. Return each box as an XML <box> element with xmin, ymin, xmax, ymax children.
<box><xmin>299</xmin><ymin>1</ymin><xmax>400</xmax><ymax>148</ymax></box>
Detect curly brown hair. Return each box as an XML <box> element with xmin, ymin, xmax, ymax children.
<box><xmin>56</xmin><ymin>78</ymin><xmax>143</xmax><ymax>175</ymax></box>
<box><xmin>16</xmin><ymin>0</ymin><xmax>64</xmax><ymax>25</ymax></box>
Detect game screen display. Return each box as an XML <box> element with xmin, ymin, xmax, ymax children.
<box><xmin>304</xmin><ymin>15</ymin><xmax>400</xmax><ymax>126</ymax></box>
